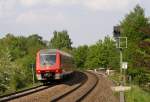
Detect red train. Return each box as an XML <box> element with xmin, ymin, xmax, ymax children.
<box><xmin>36</xmin><ymin>49</ymin><xmax>75</xmax><ymax>82</ymax></box>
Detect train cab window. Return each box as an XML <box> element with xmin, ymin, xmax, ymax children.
<box><xmin>40</xmin><ymin>54</ymin><xmax>56</xmax><ymax>66</ymax></box>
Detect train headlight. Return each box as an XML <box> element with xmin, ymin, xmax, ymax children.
<box><xmin>37</xmin><ymin>70</ymin><xmax>41</xmax><ymax>74</ymax></box>
<box><xmin>56</xmin><ymin>69</ymin><xmax>62</xmax><ymax>73</ymax></box>
<box><xmin>56</xmin><ymin>69</ymin><xmax>59</xmax><ymax>73</ymax></box>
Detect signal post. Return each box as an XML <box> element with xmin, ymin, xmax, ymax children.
<box><xmin>113</xmin><ymin>26</ymin><xmax>130</xmax><ymax>102</ymax></box>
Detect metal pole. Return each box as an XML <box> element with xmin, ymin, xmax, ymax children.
<box><xmin>120</xmin><ymin>48</ymin><xmax>123</xmax><ymax>85</ymax></box>
<box><xmin>120</xmin><ymin>91</ymin><xmax>125</xmax><ymax>102</ymax></box>
<box><xmin>32</xmin><ymin>64</ymin><xmax>35</xmax><ymax>84</ymax></box>
<box><xmin>123</xmin><ymin>69</ymin><xmax>126</xmax><ymax>86</ymax></box>
<box><xmin>120</xmin><ymin>48</ymin><xmax>125</xmax><ymax>102</ymax></box>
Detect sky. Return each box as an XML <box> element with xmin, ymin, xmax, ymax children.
<box><xmin>0</xmin><ymin>0</ymin><xmax>150</xmax><ymax>47</ymax></box>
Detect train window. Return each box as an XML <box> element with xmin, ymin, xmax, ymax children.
<box><xmin>40</xmin><ymin>54</ymin><xmax>56</xmax><ymax>66</ymax></box>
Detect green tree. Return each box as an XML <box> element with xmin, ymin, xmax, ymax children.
<box><xmin>121</xmin><ymin>5</ymin><xmax>149</xmax><ymax>67</ymax></box>
<box><xmin>26</xmin><ymin>34</ymin><xmax>46</xmax><ymax>57</ymax></box>
<box><xmin>102</xmin><ymin>36</ymin><xmax>119</xmax><ymax>69</ymax></box>
<box><xmin>0</xmin><ymin>34</ymin><xmax>47</xmax><ymax>94</ymax></box>
<box><xmin>85</xmin><ymin>44</ymin><xmax>100</xmax><ymax>69</ymax></box>
<box><xmin>0</xmin><ymin>49</ymin><xmax>17</xmax><ymax>93</ymax></box>
<box><xmin>0</xmin><ymin>34</ymin><xmax>27</xmax><ymax>60</ymax></box>
<box><xmin>49</xmin><ymin>30</ymin><xmax>72</xmax><ymax>49</ymax></box>
<box><xmin>120</xmin><ymin>5</ymin><xmax>150</xmax><ymax>85</ymax></box>
<box><xmin>73</xmin><ymin>45</ymin><xmax>88</xmax><ymax>68</ymax></box>
<box><xmin>85</xmin><ymin>36</ymin><xmax>119</xmax><ymax>69</ymax></box>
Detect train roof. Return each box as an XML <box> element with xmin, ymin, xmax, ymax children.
<box><xmin>39</xmin><ymin>49</ymin><xmax>72</xmax><ymax>57</ymax></box>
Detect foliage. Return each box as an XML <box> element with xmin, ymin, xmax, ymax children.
<box><xmin>72</xmin><ymin>36</ymin><xmax>119</xmax><ymax>70</ymax></box>
<box><xmin>121</xmin><ymin>5</ymin><xmax>149</xmax><ymax>67</ymax></box>
<box><xmin>0</xmin><ymin>49</ymin><xmax>14</xmax><ymax>93</ymax></box>
<box><xmin>0</xmin><ymin>49</ymin><xmax>26</xmax><ymax>93</ymax></box>
<box><xmin>73</xmin><ymin>45</ymin><xmax>88</xmax><ymax>68</ymax></box>
<box><xmin>127</xmin><ymin>68</ymin><xmax>149</xmax><ymax>86</ymax></box>
<box><xmin>49</xmin><ymin>30</ymin><xmax>72</xmax><ymax>50</ymax></box>
<box><xmin>120</xmin><ymin>5</ymin><xmax>150</xmax><ymax>85</ymax></box>
<box><xmin>126</xmin><ymin>85</ymin><xmax>150</xmax><ymax>102</ymax></box>
<box><xmin>0</xmin><ymin>34</ymin><xmax>46</xmax><ymax>94</ymax></box>
<box><xmin>85</xmin><ymin>36</ymin><xmax>119</xmax><ymax>69</ymax></box>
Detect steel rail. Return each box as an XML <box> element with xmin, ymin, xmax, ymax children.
<box><xmin>50</xmin><ymin>71</ymin><xmax>99</xmax><ymax>102</ymax></box>
<box><xmin>0</xmin><ymin>84</ymin><xmax>53</xmax><ymax>102</ymax></box>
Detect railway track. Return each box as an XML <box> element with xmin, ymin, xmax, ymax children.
<box><xmin>0</xmin><ymin>71</ymin><xmax>99</xmax><ymax>102</ymax></box>
<box><xmin>50</xmin><ymin>71</ymin><xmax>99</xmax><ymax>102</ymax></box>
<box><xmin>0</xmin><ymin>84</ymin><xmax>55</xmax><ymax>102</ymax></box>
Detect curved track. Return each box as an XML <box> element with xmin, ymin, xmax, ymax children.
<box><xmin>0</xmin><ymin>71</ymin><xmax>99</xmax><ymax>102</ymax></box>
<box><xmin>50</xmin><ymin>71</ymin><xmax>99</xmax><ymax>102</ymax></box>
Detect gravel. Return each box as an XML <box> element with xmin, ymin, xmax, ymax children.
<box><xmin>82</xmin><ymin>72</ymin><xmax>119</xmax><ymax>102</ymax></box>
<box><xmin>8</xmin><ymin>72</ymin><xmax>86</xmax><ymax>102</ymax></box>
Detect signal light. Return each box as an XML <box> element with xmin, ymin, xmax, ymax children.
<box><xmin>113</xmin><ymin>26</ymin><xmax>121</xmax><ymax>38</ymax></box>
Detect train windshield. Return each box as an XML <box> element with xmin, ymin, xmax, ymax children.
<box><xmin>40</xmin><ymin>54</ymin><xmax>56</xmax><ymax>66</ymax></box>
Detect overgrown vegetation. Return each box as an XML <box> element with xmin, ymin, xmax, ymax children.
<box><xmin>120</xmin><ymin>5</ymin><xmax>150</xmax><ymax>87</ymax></box>
<box><xmin>73</xmin><ymin>36</ymin><xmax>119</xmax><ymax>70</ymax></box>
<box><xmin>0</xmin><ymin>34</ymin><xmax>46</xmax><ymax>94</ymax></box>
<box><xmin>125</xmin><ymin>85</ymin><xmax>150</xmax><ymax>102</ymax></box>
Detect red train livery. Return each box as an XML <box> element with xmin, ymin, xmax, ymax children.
<box><xmin>36</xmin><ymin>49</ymin><xmax>75</xmax><ymax>82</ymax></box>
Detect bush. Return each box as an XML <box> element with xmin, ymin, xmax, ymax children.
<box><xmin>127</xmin><ymin>68</ymin><xmax>149</xmax><ymax>86</ymax></box>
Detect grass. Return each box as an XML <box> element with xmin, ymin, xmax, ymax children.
<box><xmin>108</xmin><ymin>71</ymin><xmax>121</xmax><ymax>85</ymax></box>
<box><xmin>108</xmin><ymin>71</ymin><xmax>150</xmax><ymax>102</ymax></box>
<box><xmin>125</xmin><ymin>85</ymin><xmax>150</xmax><ymax>102</ymax></box>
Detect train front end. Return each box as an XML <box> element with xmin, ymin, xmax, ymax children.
<box><xmin>36</xmin><ymin>49</ymin><xmax>62</xmax><ymax>82</ymax></box>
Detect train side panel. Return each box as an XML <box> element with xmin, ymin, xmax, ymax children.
<box><xmin>60</xmin><ymin>53</ymin><xmax>75</xmax><ymax>76</ymax></box>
